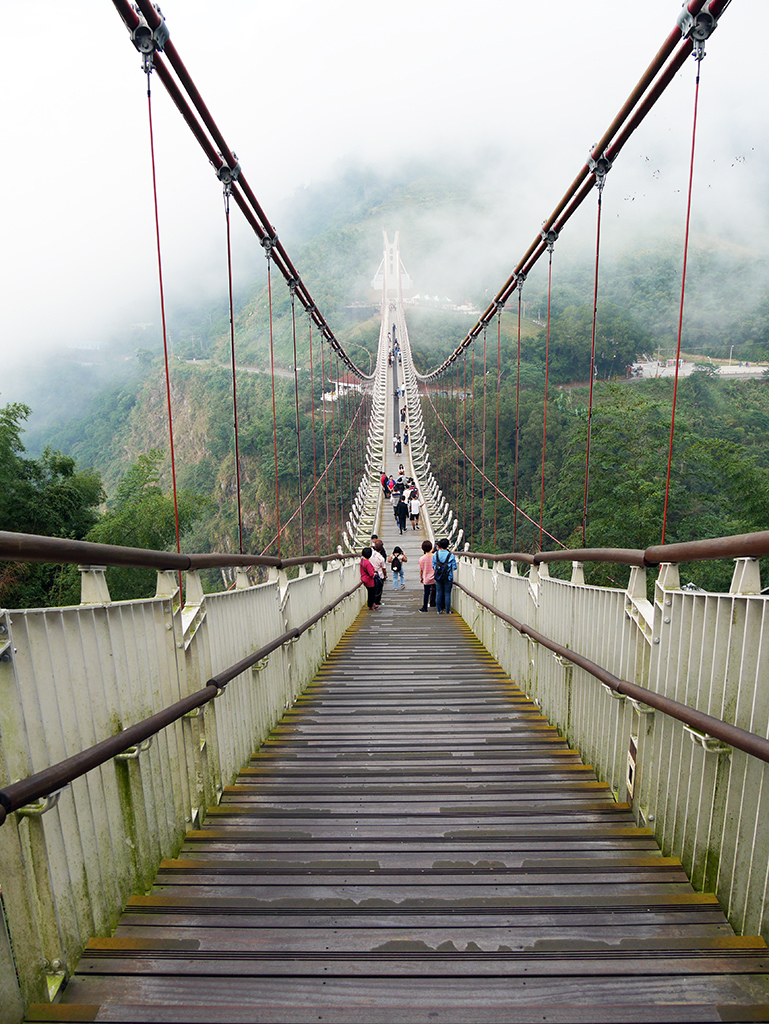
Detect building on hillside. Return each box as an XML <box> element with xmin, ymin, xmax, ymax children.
<box><xmin>324</xmin><ymin>373</ymin><xmax>364</xmax><ymax>401</ymax></box>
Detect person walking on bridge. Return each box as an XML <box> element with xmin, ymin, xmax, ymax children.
<box><xmin>370</xmin><ymin>542</ymin><xmax>387</xmax><ymax>607</ymax></box>
<box><xmin>433</xmin><ymin>538</ymin><xmax>457</xmax><ymax>614</ymax></box>
<box><xmin>395</xmin><ymin>494</ymin><xmax>409</xmax><ymax>535</ymax></box>
<box><xmin>418</xmin><ymin>540</ymin><xmax>436</xmax><ymax>612</ymax></box>
<box><xmin>360</xmin><ymin>547</ymin><xmax>378</xmax><ymax>610</ymax></box>
<box><xmin>409</xmin><ymin>492</ymin><xmax>422</xmax><ymax>530</ymax></box>
<box><xmin>388</xmin><ymin>546</ymin><xmax>407</xmax><ymax>589</ymax></box>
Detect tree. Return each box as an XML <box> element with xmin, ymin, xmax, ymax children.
<box><xmin>0</xmin><ymin>402</ymin><xmax>104</xmax><ymax>608</ymax></box>
<box><xmin>86</xmin><ymin>450</ymin><xmax>203</xmax><ymax>601</ymax></box>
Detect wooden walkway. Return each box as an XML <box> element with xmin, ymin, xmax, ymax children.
<box><xmin>29</xmin><ymin>606</ymin><xmax>769</xmax><ymax>1022</ymax></box>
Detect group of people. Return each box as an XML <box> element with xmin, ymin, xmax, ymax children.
<box><xmin>418</xmin><ymin>538</ymin><xmax>457</xmax><ymax>614</ymax></box>
<box><xmin>382</xmin><ymin>471</ymin><xmax>423</xmax><ymax>534</ymax></box>
<box><xmin>359</xmin><ymin>535</ymin><xmax>388</xmax><ymax>609</ymax></box>
<box><xmin>360</xmin><ymin>536</ymin><xmax>457</xmax><ymax>614</ymax></box>
<box><xmin>387</xmin><ymin>334</ymin><xmax>401</xmax><ymax>368</ymax></box>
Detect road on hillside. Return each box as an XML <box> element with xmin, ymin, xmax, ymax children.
<box><xmin>632</xmin><ymin>360</ymin><xmax>767</xmax><ymax>381</ymax></box>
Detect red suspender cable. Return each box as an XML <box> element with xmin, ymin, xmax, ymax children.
<box><xmin>329</xmin><ymin>351</ymin><xmax>339</xmax><ymax>547</ymax></box>
<box><xmin>582</xmin><ymin>172</ymin><xmax>606</xmax><ymax>547</ymax></box>
<box><xmin>456</xmin><ymin>360</ymin><xmax>461</xmax><ymax>517</ymax></box>
<box><xmin>494</xmin><ymin>309</ymin><xmax>501</xmax><ymax>547</ymax></box>
<box><xmin>289</xmin><ymin>284</ymin><xmax>305</xmax><ymax>555</ymax></box>
<box><xmin>264</xmin><ymin>247</ymin><xmax>282</xmax><ymax>558</ymax></box>
<box><xmin>481</xmin><ymin>327</ymin><xmax>488</xmax><ymax>549</ymax></box>
<box><xmin>462</xmin><ymin>351</ymin><xmax>468</xmax><ymax>534</ymax></box>
<box><xmin>662</xmin><ymin>50</ymin><xmax>703</xmax><ymax>545</ymax></box>
<box><xmin>223</xmin><ymin>186</ymin><xmax>244</xmax><ymax>554</ymax></box>
<box><xmin>320</xmin><ymin>340</ymin><xmax>332</xmax><ymax>551</ymax></box>
<box><xmin>308</xmin><ymin>317</ymin><xmax>320</xmax><ymax>555</ymax></box>
<box><xmin>539</xmin><ymin>232</ymin><xmax>558</xmax><ymax>551</ymax></box>
<box><xmin>144</xmin><ymin>59</ymin><xmax>182</xmax><ymax>578</ymax></box>
<box><xmin>470</xmin><ymin>346</ymin><xmax>476</xmax><ymax>549</ymax></box>
<box><xmin>514</xmin><ymin>280</ymin><xmax>523</xmax><ymax>552</ymax></box>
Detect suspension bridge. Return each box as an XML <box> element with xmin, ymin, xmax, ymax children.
<box><xmin>3</xmin><ymin>0</ymin><xmax>769</xmax><ymax>1020</ymax></box>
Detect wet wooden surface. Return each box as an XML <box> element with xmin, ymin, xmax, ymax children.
<box><xmin>28</xmin><ymin>601</ymin><xmax>769</xmax><ymax>1022</ymax></box>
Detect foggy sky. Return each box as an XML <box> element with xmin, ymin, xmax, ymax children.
<box><xmin>1</xmin><ymin>0</ymin><xmax>766</xmax><ymax>394</ymax></box>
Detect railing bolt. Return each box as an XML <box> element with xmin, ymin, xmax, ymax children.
<box><xmin>653</xmin><ymin>637</ymin><xmax>660</xmax><ymax>644</ymax></box>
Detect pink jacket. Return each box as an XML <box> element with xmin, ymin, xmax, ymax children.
<box><xmin>419</xmin><ymin>552</ymin><xmax>435</xmax><ymax>585</ymax></box>
<box><xmin>360</xmin><ymin>558</ymin><xmax>377</xmax><ymax>588</ymax></box>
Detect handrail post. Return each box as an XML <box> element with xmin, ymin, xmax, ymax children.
<box><xmin>730</xmin><ymin>557</ymin><xmax>761</xmax><ymax>595</ymax></box>
<box><xmin>78</xmin><ymin>565</ymin><xmax>111</xmax><ymax>605</ymax></box>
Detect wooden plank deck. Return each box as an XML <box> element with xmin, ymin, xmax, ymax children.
<box><xmin>28</xmin><ymin>605</ymin><xmax>769</xmax><ymax>1023</ymax></box>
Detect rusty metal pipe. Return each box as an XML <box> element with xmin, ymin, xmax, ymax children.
<box><xmin>0</xmin><ymin>531</ymin><xmax>357</xmax><ymax>572</ymax></box>
<box><xmin>458</xmin><ymin>531</ymin><xmax>769</xmax><ymax>569</ymax></box>
<box><xmin>534</xmin><ymin>548</ymin><xmax>646</xmax><ymax>568</ymax></box>
<box><xmin>644</xmin><ymin>531</ymin><xmax>769</xmax><ymax>566</ymax></box>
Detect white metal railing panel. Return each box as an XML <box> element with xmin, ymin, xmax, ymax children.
<box><xmin>457</xmin><ymin>556</ymin><xmax>769</xmax><ymax>947</ymax></box>
<box><xmin>0</xmin><ymin>570</ymin><xmax>363</xmax><ymax>1017</ymax></box>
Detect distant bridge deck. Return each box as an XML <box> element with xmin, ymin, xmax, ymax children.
<box><xmin>28</xmin><ymin>604</ymin><xmax>769</xmax><ymax>1022</ymax></box>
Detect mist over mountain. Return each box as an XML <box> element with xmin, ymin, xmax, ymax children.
<box><xmin>10</xmin><ymin>159</ymin><xmax>769</xmax><ymax>470</ymax></box>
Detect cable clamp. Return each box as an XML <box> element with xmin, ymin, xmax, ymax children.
<box><xmin>288</xmin><ymin>278</ymin><xmax>298</xmax><ymax>298</ymax></box>
<box><xmin>216</xmin><ymin>159</ymin><xmax>241</xmax><ymax>193</ymax></box>
<box><xmin>516</xmin><ymin>272</ymin><xmax>527</xmax><ymax>292</ymax></box>
<box><xmin>677</xmin><ymin>5</ymin><xmax>718</xmax><ymax>41</ymax></box>
<box><xmin>588</xmin><ymin>150</ymin><xmax>613</xmax><ymax>189</ymax></box>
<box><xmin>677</xmin><ymin>4</ymin><xmax>718</xmax><ymax>60</ymax></box>
<box><xmin>495</xmin><ymin>300</ymin><xmax>505</xmax><ymax>316</ymax></box>
<box><xmin>130</xmin><ymin>6</ymin><xmax>170</xmax><ymax>56</ymax></box>
<box><xmin>260</xmin><ymin>233</ymin><xmax>279</xmax><ymax>257</ymax></box>
<box><xmin>540</xmin><ymin>226</ymin><xmax>559</xmax><ymax>252</ymax></box>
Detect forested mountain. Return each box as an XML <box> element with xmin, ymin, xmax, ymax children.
<box><xmin>3</xmin><ymin>163</ymin><xmax>769</xmax><ymax>606</ymax></box>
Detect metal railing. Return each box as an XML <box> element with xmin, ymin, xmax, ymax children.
<box><xmin>453</xmin><ymin>543</ymin><xmax>769</xmax><ymax>946</ymax></box>
<box><xmin>0</xmin><ymin>533</ymin><xmax>364</xmax><ymax>1015</ymax></box>
<box><xmin>461</xmin><ymin>529</ymin><xmax>769</xmax><ymax>568</ymax></box>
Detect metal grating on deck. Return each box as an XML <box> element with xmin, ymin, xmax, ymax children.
<box><xmin>28</xmin><ymin>606</ymin><xmax>769</xmax><ymax>1022</ymax></box>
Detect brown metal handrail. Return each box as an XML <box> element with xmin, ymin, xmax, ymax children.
<box><xmin>454</xmin><ymin>581</ymin><xmax>769</xmax><ymax>767</ymax></box>
<box><xmin>461</xmin><ymin>529</ymin><xmax>769</xmax><ymax>569</ymax></box>
<box><xmin>0</xmin><ymin>531</ymin><xmax>356</xmax><ymax>572</ymax></box>
<box><xmin>0</xmin><ymin>581</ymin><xmax>362</xmax><ymax>827</ymax></box>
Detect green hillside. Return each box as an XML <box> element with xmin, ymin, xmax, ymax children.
<box><xmin>4</xmin><ymin>163</ymin><xmax>769</xmax><ymax>606</ymax></box>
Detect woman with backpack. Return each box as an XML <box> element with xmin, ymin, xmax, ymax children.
<box><xmin>388</xmin><ymin>546</ymin><xmax>408</xmax><ymax>589</ymax></box>
<box><xmin>432</xmin><ymin>538</ymin><xmax>458</xmax><ymax>614</ymax></box>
